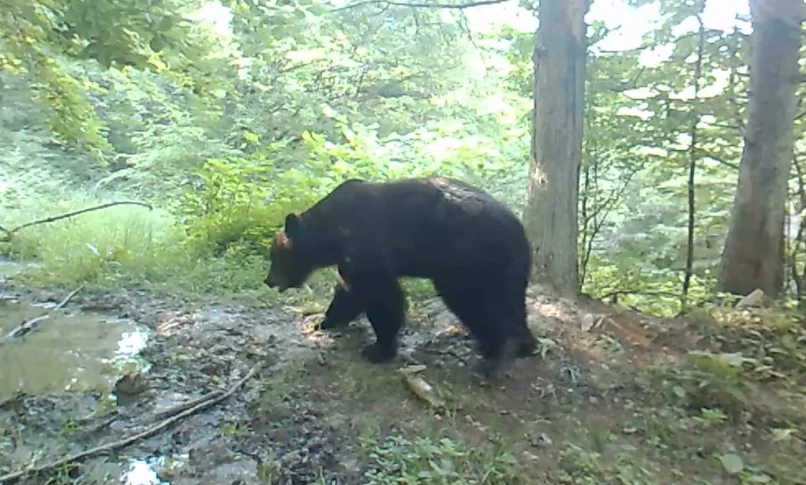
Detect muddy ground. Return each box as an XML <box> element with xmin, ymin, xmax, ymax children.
<box><xmin>1</xmin><ymin>266</ymin><xmax>806</xmax><ymax>485</ymax></box>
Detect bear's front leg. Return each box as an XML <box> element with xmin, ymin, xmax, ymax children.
<box><xmin>319</xmin><ymin>283</ymin><xmax>364</xmax><ymax>330</ymax></box>
<box><xmin>350</xmin><ymin>273</ymin><xmax>405</xmax><ymax>364</ymax></box>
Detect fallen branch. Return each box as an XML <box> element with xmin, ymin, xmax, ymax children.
<box><xmin>152</xmin><ymin>390</ymin><xmax>224</xmax><ymax>420</ymax></box>
<box><xmin>2</xmin><ymin>285</ymin><xmax>84</xmax><ymax>343</ymax></box>
<box><xmin>400</xmin><ymin>366</ymin><xmax>447</xmax><ymax>412</ymax></box>
<box><xmin>0</xmin><ymin>364</ymin><xmax>260</xmax><ymax>485</ymax></box>
<box><xmin>0</xmin><ymin>201</ymin><xmax>152</xmax><ymax>243</ymax></box>
<box><xmin>598</xmin><ymin>289</ymin><xmax>684</xmax><ymax>303</ymax></box>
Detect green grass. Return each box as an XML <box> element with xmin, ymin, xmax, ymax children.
<box><xmin>0</xmin><ymin>191</ymin><xmax>275</xmax><ymax>298</ymax></box>
<box><xmin>6</xmin><ymin>199</ymin><xmax>177</xmax><ymax>281</ymax></box>
<box><xmin>0</xmin><ymin>187</ymin><xmax>444</xmax><ymax>310</ymax></box>
<box><xmin>360</xmin><ymin>433</ymin><xmax>524</xmax><ymax>485</ymax></box>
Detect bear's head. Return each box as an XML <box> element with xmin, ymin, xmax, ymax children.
<box><xmin>264</xmin><ymin>213</ymin><xmax>316</xmax><ymax>292</ymax></box>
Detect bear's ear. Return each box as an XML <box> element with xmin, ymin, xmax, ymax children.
<box><xmin>274</xmin><ymin>231</ymin><xmax>292</xmax><ymax>249</ymax></box>
<box><xmin>284</xmin><ymin>213</ymin><xmax>301</xmax><ymax>239</ymax></box>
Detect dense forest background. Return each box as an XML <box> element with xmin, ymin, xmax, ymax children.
<box><xmin>3</xmin><ymin>1</ymin><xmax>806</xmax><ymax>484</ymax></box>
<box><xmin>0</xmin><ymin>0</ymin><xmax>803</xmax><ymax>314</ymax></box>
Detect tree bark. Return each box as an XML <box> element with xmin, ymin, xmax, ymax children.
<box><xmin>523</xmin><ymin>0</ymin><xmax>590</xmax><ymax>296</ymax></box>
<box><xmin>717</xmin><ymin>0</ymin><xmax>804</xmax><ymax>298</ymax></box>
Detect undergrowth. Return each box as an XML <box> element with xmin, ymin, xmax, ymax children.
<box><xmin>360</xmin><ymin>432</ymin><xmax>525</xmax><ymax>485</ymax></box>
<box><xmin>0</xmin><ymin>193</ymin><xmax>273</xmax><ymax>299</ymax></box>
<box><xmin>0</xmin><ymin>121</ymin><xmax>448</xmax><ymax>308</ymax></box>
<box><xmin>638</xmin><ymin>305</ymin><xmax>806</xmax><ymax>424</ymax></box>
<box><xmin>0</xmin><ymin>185</ymin><xmax>437</xmax><ymax>308</ymax></box>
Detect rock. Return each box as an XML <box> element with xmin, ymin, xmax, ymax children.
<box><xmin>736</xmin><ymin>289</ymin><xmax>765</xmax><ymax>308</ymax></box>
<box><xmin>114</xmin><ymin>371</ymin><xmax>149</xmax><ymax>405</ymax></box>
<box><xmin>188</xmin><ymin>440</ymin><xmax>235</xmax><ymax>468</ymax></box>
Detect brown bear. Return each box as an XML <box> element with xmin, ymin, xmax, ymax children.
<box><xmin>264</xmin><ymin>177</ymin><xmax>537</xmax><ymax>378</ymax></box>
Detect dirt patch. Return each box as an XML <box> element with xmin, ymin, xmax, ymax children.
<box><xmin>1</xmin><ymin>272</ymin><xmax>805</xmax><ymax>485</ymax></box>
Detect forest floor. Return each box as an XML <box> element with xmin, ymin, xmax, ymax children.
<box><xmin>1</xmin><ymin>259</ymin><xmax>806</xmax><ymax>485</ymax></box>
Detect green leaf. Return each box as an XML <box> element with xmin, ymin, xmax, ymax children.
<box><xmin>320</xmin><ymin>103</ymin><xmax>338</xmax><ymax>119</ymax></box>
<box><xmin>157</xmin><ymin>15</ymin><xmax>175</xmax><ymax>32</ymax></box>
<box><xmin>719</xmin><ymin>453</ymin><xmax>744</xmax><ymax>475</ymax></box>
<box><xmin>342</xmin><ymin>126</ymin><xmax>356</xmax><ymax>142</ymax></box>
<box><xmin>150</xmin><ymin>35</ymin><xmax>167</xmax><ymax>53</ymax></box>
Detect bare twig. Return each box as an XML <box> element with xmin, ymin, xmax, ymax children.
<box><xmin>702</xmin><ymin>153</ymin><xmax>740</xmax><ymax>171</ymax></box>
<box><xmin>599</xmin><ymin>289</ymin><xmax>684</xmax><ymax>303</ymax></box>
<box><xmin>401</xmin><ymin>370</ymin><xmax>447</xmax><ymax>411</ymax></box>
<box><xmin>2</xmin><ymin>285</ymin><xmax>84</xmax><ymax>343</ymax></box>
<box><xmin>0</xmin><ymin>201</ymin><xmax>152</xmax><ymax>243</ymax></box>
<box><xmin>152</xmin><ymin>390</ymin><xmax>224</xmax><ymax>420</ymax></box>
<box><xmin>52</xmin><ymin>286</ymin><xmax>83</xmax><ymax>312</ymax></box>
<box><xmin>0</xmin><ymin>365</ymin><xmax>260</xmax><ymax>485</ymax></box>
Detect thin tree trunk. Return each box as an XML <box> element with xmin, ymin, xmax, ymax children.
<box><xmin>717</xmin><ymin>0</ymin><xmax>803</xmax><ymax>298</ymax></box>
<box><xmin>523</xmin><ymin>0</ymin><xmax>590</xmax><ymax>297</ymax></box>
<box><xmin>682</xmin><ymin>12</ymin><xmax>705</xmax><ymax>305</ymax></box>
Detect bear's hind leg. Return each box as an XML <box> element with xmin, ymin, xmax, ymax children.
<box><xmin>433</xmin><ymin>277</ymin><xmax>510</xmax><ymax>380</ymax></box>
<box><xmin>498</xmin><ymin>278</ymin><xmax>537</xmax><ymax>359</ymax></box>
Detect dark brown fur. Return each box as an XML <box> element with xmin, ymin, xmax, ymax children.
<box><xmin>265</xmin><ymin>177</ymin><xmax>536</xmax><ymax>379</ymax></box>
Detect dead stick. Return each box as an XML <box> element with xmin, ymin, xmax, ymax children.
<box><xmin>0</xmin><ymin>364</ymin><xmax>260</xmax><ymax>485</ymax></box>
<box><xmin>0</xmin><ymin>201</ymin><xmax>152</xmax><ymax>242</ymax></box>
<box><xmin>152</xmin><ymin>390</ymin><xmax>224</xmax><ymax>420</ymax></box>
<box><xmin>3</xmin><ymin>285</ymin><xmax>83</xmax><ymax>342</ymax></box>
<box><xmin>53</xmin><ymin>285</ymin><xmax>84</xmax><ymax>311</ymax></box>
<box><xmin>4</xmin><ymin>316</ymin><xmax>50</xmax><ymax>341</ymax></box>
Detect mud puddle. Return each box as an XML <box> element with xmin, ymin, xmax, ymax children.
<box><xmin>0</xmin><ymin>298</ymin><xmax>150</xmax><ymax>403</ymax></box>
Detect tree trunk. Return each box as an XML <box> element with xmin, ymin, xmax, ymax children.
<box><xmin>682</xmin><ymin>14</ymin><xmax>705</xmax><ymax>305</ymax></box>
<box><xmin>523</xmin><ymin>0</ymin><xmax>590</xmax><ymax>296</ymax></box>
<box><xmin>716</xmin><ymin>0</ymin><xmax>803</xmax><ymax>298</ymax></box>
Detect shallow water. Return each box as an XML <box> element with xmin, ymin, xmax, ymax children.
<box><xmin>0</xmin><ymin>299</ymin><xmax>149</xmax><ymax>402</ymax></box>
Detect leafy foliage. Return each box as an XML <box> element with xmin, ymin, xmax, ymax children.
<box><xmin>3</xmin><ymin>3</ymin><xmax>806</xmax><ymax>483</ymax></box>
<box><xmin>0</xmin><ymin>0</ymin><xmax>804</xmax><ymax>318</ymax></box>
<box><xmin>362</xmin><ymin>433</ymin><xmax>523</xmax><ymax>485</ymax></box>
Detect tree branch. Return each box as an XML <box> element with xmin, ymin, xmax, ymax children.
<box><xmin>332</xmin><ymin>0</ymin><xmax>511</xmax><ymax>11</ymax></box>
<box><xmin>0</xmin><ymin>201</ymin><xmax>152</xmax><ymax>243</ymax></box>
<box><xmin>703</xmin><ymin>153</ymin><xmax>740</xmax><ymax>171</ymax></box>
<box><xmin>599</xmin><ymin>289</ymin><xmax>684</xmax><ymax>303</ymax></box>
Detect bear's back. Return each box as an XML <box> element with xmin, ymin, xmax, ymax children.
<box><xmin>327</xmin><ymin>177</ymin><xmax>529</xmax><ymax>277</ymax></box>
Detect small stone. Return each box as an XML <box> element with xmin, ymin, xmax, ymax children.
<box><xmin>114</xmin><ymin>371</ymin><xmax>148</xmax><ymax>396</ymax></box>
